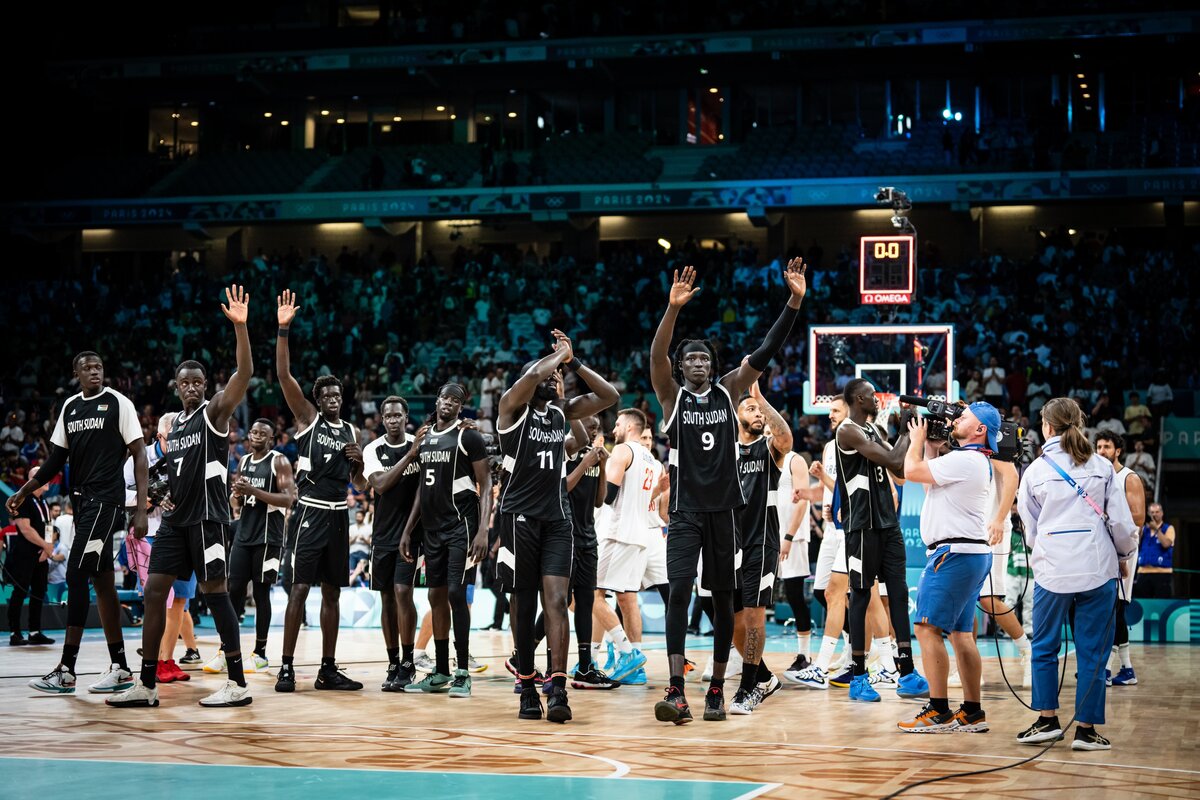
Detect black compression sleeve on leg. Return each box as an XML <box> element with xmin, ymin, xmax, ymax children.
<box><xmin>512</xmin><ymin>588</ymin><xmax>539</xmax><ymax>686</ymax></box>
<box><xmin>710</xmin><ymin>590</ymin><xmax>736</xmax><ymax>668</ymax></box>
<box><xmin>65</xmin><ymin>566</ymin><xmax>92</xmax><ymax>628</ymax></box>
<box><xmin>449</xmin><ymin>583</ymin><xmax>471</xmax><ymax>670</ymax></box>
<box><xmin>665</xmin><ymin>578</ymin><xmax>693</xmax><ymax>656</ymax></box>
<box><xmin>253</xmin><ymin>581</ymin><xmax>272</xmax><ymax>644</ymax></box>
<box><xmin>533</xmin><ymin>611</ymin><xmax>547</xmax><ymax>646</ymax></box>
<box><xmin>574</xmin><ymin>586</ymin><xmax>594</xmax><ymax>668</ymax></box>
<box><xmin>814</xmin><ymin>587</ymin><xmax>827</xmax><ymax>610</ymax></box>
<box><xmin>784</xmin><ymin>577</ymin><xmax>811</xmax><ymax>632</ymax></box>
<box><xmin>700</xmin><ymin>595</ymin><xmax>715</xmax><ymax>626</ymax></box>
<box><xmin>848</xmin><ymin>587</ymin><xmax>871</xmax><ymax>654</ymax></box>
<box><xmin>205</xmin><ymin>592</ymin><xmax>246</xmax><ymax>686</ymax></box>
<box><xmin>656</xmin><ymin>583</ymin><xmax>670</xmax><ymax>605</ymax></box>
<box><xmin>229</xmin><ymin>578</ymin><xmax>249</xmax><ymax>617</ymax></box>
<box><xmin>747</xmin><ymin>304</ymin><xmax>800</xmax><ymax>372</ymax></box>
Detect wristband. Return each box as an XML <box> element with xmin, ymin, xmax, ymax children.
<box><xmin>784</xmin><ymin>534</ymin><xmax>795</xmax><ymax>542</ymax></box>
<box><xmin>564</xmin><ymin>357</ymin><xmax>582</xmax><ymax>373</ymax></box>
<box><xmin>277</xmin><ymin>327</ymin><xmax>290</xmax><ymax>338</ymax></box>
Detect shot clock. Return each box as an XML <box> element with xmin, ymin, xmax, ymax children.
<box><xmin>859</xmin><ymin>234</ymin><xmax>915</xmax><ymax>304</ymax></box>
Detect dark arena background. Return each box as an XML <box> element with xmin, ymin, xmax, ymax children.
<box><xmin>1</xmin><ymin>2</ymin><xmax>1198</xmax><ymax>798</ymax></box>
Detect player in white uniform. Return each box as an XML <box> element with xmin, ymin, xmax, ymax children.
<box><xmin>593</xmin><ymin>409</ymin><xmax>658</xmax><ymax>682</ymax></box>
<box><xmin>777</xmin><ymin>450</ymin><xmax>814</xmax><ymax>676</ymax></box>
<box><xmin>1095</xmin><ymin>432</ymin><xmax>1145</xmax><ymax>686</ymax></box>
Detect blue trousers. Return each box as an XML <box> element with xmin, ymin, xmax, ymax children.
<box><xmin>1031</xmin><ymin>579</ymin><xmax>1117</xmax><ymax>725</ymax></box>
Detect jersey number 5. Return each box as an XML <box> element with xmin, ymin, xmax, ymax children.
<box><xmin>425</xmin><ymin>469</ymin><xmax>436</xmax><ymax>486</ymax></box>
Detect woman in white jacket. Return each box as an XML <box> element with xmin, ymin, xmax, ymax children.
<box><xmin>1016</xmin><ymin>397</ymin><xmax>1138</xmax><ymax>751</ymax></box>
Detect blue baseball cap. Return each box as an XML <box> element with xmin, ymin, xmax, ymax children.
<box><xmin>968</xmin><ymin>402</ymin><xmax>1002</xmax><ymax>452</ymax></box>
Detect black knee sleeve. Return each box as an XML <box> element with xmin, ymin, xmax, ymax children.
<box><xmin>65</xmin><ymin>567</ymin><xmax>92</xmax><ymax>628</ymax></box>
<box><xmin>784</xmin><ymin>577</ymin><xmax>811</xmax><ymax>632</ymax></box>
<box><xmin>204</xmin><ymin>592</ymin><xmax>242</xmax><ymax>655</ymax></box>
<box><xmin>253</xmin><ymin>582</ymin><xmax>273</xmax><ymax>641</ymax></box>
<box><xmin>814</xmin><ymin>588</ymin><xmax>827</xmax><ymax>610</ymax></box>
<box><xmin>710</xmin><ymin>590</ymin><xmax>735</xmax><ymax>665</ymax></box>
<box><xmin>573</xmin><ymin>587</ymin><xmax>594</xmax><ymax>644</ymax></box>
<box><xmin>848</xmin><ymin>587</ymin><xmax>871</xmax><ymax>652</ymax></box>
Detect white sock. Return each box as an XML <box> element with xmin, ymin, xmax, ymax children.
<box><xmin>601</xmin><ymin>630</ymin><xmax>612</xmax><ymax>645</ymax></box>
<box><xmin>1107</xmin><ymin>646</ymin><xmax>1119</xmax><ymax>673</ymax></box>
<box><xmin>815</xmin><ymin>636</ymin><xmax>839</xmax><ymax>671</ymax></box>
<box><xmin>872</xmin><ymin>636</ymin><xmax>897</xmax><ymax>672</ymax></box>
<box><xmin>796</xmin><ymin>632</ymin><xmax>811</xmax><ymax>659</ymax></box>
<box><xmin>608</xmin><ymin>626</ymin><xmax>633</xmax><ymax>654</ymax></box>
<box><xmin>1014</xmin><ymin>633</ymin><xmax>1031</xmax><ymax>653</ymax></box>
<box><xmin>631</xmin><ymin>641</ymin><xmax>643</xmax><ymax>653</ymax></box>
<box><xmin>591</xmin><ymin>642</ymin><xmax>601</xmax><ymax>654</ymax></box>
<box><xmin>1119</xmin><ymin>643</ymin><xmax>1132</xmax><ymax>669</ymax></box>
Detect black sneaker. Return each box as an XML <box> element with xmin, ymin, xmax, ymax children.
<box><xmin>316</xmin><ymin>665</ymin><xmax>364</xmax><ymax>691</ymax></box>
<box><xmin>546</xmin><ymin>687</ymin><xmax>572</xmax><ymax>723</ymax></box>
<box><xmin>27</xmin><ymin>632</ymin><xmax>55</xmax><ymax>645</ymax></box>
<box><xmin>654</xmin><ymin>687</ymin><xmax>693</xmax><ymax>725</ymax></box>
<box><xmin>275</xmin><ymin>663</ymin><xmax>297</xmax><ymax>693</ymax></box>
<box><xmin>1016</xmin><ymin>716</ymin><xmax>1064</xmax><ymax>745</ymax></box>
<box><xmin>703</xmin><ymin>686</ymin><xmax>727</xmax><ymax>721</ymax></box>
<box><xmin>519</xmin><ymin>687</ymin><xmax>543</xmax><ymax>720</ymax></box>
<box><xmin>571</xmin><ymin>665</ymin><xmax>619</xmax><ymax>690</ymax></box>
<box><xmin>787</xmin><ymin>654</ymin><xmax>811</xmax><ymax>673</ymax></box>
<box><xmin>387</xmin><ymin>661</ymin><xmax>416</xmax><ymax>692</ymax></box>
<box><xmin>10</xmin><ymin>633</ymin><xmax>28</xmax><ymax>646</ymax></box>
<box><xmin>382</xmin><ymin>663</ymin><xmax>400</xmax><ymax>691</ymax></box>
<box><xmin>1072</xmin><ymin>727</ymin><xmax>1112</xmax><ymax>751</ymax></box>
<box><xmin>179</xmin><ymin>648</ymin><xmax>202</xmax><ymax>665</ymax></box>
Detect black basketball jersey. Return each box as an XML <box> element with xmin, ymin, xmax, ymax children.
<box><xmin>498</xmin><ymin>404</ymin><xmax>570</xmax><ymax>520</ymax></box>
<box><xmin>418</xmin><ymin>421</ymin><xmax>488</xmax><ymax>531</ymax></box>
<box><xmin>664</xmin><ymin>384</ymin><xmax>744</xmax><ymax>512</ymax></box>
<box><xmin>234</xmin><ymin>451</ymin><xmax>286</xmax><ymax>547</ymax></box>
<box><xmin>50</xmin><ymin>387</ymin><xmax>142</xmax><ymax>504</ymax></box>
<box><xmin>567</xmin><ymin>449</ymin><xmax>602</xmax><ymax>541</ymax></box>
<box><xmin>737</xmin><ymin>436</ymin><xmax>781</xmax><ymax>549</ymax></box>
<box><xmin>363</xmin><ymin>433</ymin><xmax>421</xmax><ymax>550</ymax></box>
<box><xmin>295</xmin><ymin>416</ymin><xmax>356</xmax><ymax>502</ymax></box>
<box><xmin>162</xmin><ymin>401</ymin><xmax>230</xmax><ymax>526</ymax></box>
<box><xmin>835</xmin><ymin>421</ymin><xmax>898</xmax><ymax>532</ymax></box>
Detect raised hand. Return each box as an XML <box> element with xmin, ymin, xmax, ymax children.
<box><xmin>221</xmin><ymin>284</ymin><xmax>250</xmax><ymax>325</ymax></box>
<box><xmin>413</xmin><ymin>423</ymin><xmax>431</xmax><ymax>442</ymax></box>
<box><xmin>668</xmin><ymin>266</ymin><xmax>701</xmax><ymax>308</ymax></box>
<box><xmin>809</xmin><ymin>460</ymin><xmax>825</xmax><ymax>478</ymax></box>
<box><xmin>277</xmin><ymin>288</ymin><xmax>301</xmax><ymax>328</ymax></box>
<box><xmin>551</xmin><ymin>328</ymin><xmax>574</xmax><ymax>364</ymax></box>
<box><xmin>783</xmin><ymin>257</ymin><xmax>807</xmax><ymax>301</ymax></box>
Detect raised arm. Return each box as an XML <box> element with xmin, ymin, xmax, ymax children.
<box><xmin>650</xmin><ymin>267</ymin><xmax>700</xmax><ymax>422</ymax></box>
<box><xmin>207</xmin><ymin>285</ymin><xmax>253</xmax><ymax>430</ymax></box>
<box><xmin>562</xmin><ymin>353</ymin><xmax>620</xmax><ymax>421</ymax></box>
<box><xmin>841</xmin><ymin>419</ymin><xmax>907</xmax><ymax>477</ymax></box>
<box><xmin>497</xmin><ymin>329</ymin><xmax>572</xmax><ymax>429</ymax></box>
<box><xmin>750</xmin><ymin>376</ymin><xmax>793</xmax><ymax>462</ymax></box>
<box><xmin>276</xmin><ymin>289</ymin><xmax>317</xmax><ymax>430</ymax></box>
<box><xmin>721</xmin><ymin>257</ymin><xmax>807</xmax><ymax>398</ymax></box>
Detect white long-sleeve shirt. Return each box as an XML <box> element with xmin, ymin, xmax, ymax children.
<box><xmin>1017</xmin><ymin>436</ymin><xmax>1138</xmax><ymax>594</ymax></box>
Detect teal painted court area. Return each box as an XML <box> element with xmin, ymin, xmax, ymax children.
<box><xmin>1</xmin><ymin>758</ymin><xmax>775</xmax><ymax>800</ymax></box>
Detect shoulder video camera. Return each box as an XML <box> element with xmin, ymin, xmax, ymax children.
<box><xmin>899</xmin><ymin>395</ymin><xmax>1029</xmax><ymax>464</ymax></box>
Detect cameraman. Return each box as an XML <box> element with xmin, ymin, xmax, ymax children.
<box><xmin>1015</xmin><ymin>397</ymin><xmax>1138</xmax><ymax>751</ymax></box>
<box><xmin>896</xmin><ymin>402</ymin><xmax>1001</xmax><ymax>733</ymax></box>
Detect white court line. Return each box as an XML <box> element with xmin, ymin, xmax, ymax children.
<box><xmin>730</xmin><ymin>783</ymin><xmax>783</xmax><ymax>800</ymax></box>
<box><xmin>70</xmin><ymin>719</ymin><xmax>1192</xmax><ymax>777</ymax></box>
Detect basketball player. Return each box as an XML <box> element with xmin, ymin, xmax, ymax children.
<box><xmin>593</xmin><ymin>408</ymin><xmax>659</xmax><ymax>683</ymax></box>
<box><xmin>1095</xmin><ymin>431</ymin><xmax>1145</xmax><ymax>686</ymax></box>
<box><xmin>399</xmin><ymin>384</ymin><xmax>492</xmax><ymax>697</ymax></box>
<box><xmin>564</xmin><ymin>416</ymin><xmax>618</xmax><ymax>689</ymax></box>
<box><xmin>274</xmin><ymin>289</ymin><xmax>368</xmax><ymax>693</ymax></box>
<box><xmin>836</xmin><ymin>378</ymin><xmax>927</xmax><ymax>702</ymax></box>
<box><xmin>729</xmin><ymin>378</ymin><xmax>792</xmax><ymax>715</ymax></box>
<box><xmin>220</xmin><ymin>419</ymin><xmax>296</xmax><ymax>672</ymax></box>
<box><xmin>651</xmin><ymin>260</ymin><xmax>807</xmax><ymax>725</ymax></box>
<box><xmin>791</xmin><ymin>396</ymin><xmax>852</xmax><ymax>687</ymax></box>
<box><xmin>497</xmin><ymin>330</ymin><xmax>619</xmax><ymax>723</ymax></box>
<box><xmin>363</xmin><ymin>397</ymin><xmax>425</xmax><ymax>691</ymax></box>
<box><xmin>13</xmin><ymin>352</ymin><xmax>147</xmax><ymax>696</ymax></box>
<box><xmin>108</xmin><ymin>285</ymin><xmax>257</xmax><ymax>708</ymax></box>
<box><xmin>777</xmin><ymin>432</ymin><xmax>815</xmax><ymax>678</ymax></box>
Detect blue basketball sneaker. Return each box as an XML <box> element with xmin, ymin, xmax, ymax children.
<box><xmin>1111</xmin><ymin>667</ymin><xmax>1137</xmax><ymax>686</ymax></box>
<box><xmin>622</xmin><ymin>667</ymin><xmax>647</xmax><ymax>685</ymax></box>
<box><xmin>610</xmin><ymin>649</ymin><xmax>647</xmax><ymax>682</ymax></box>
<box><xmin>849</xmin><ymin>673</ymin><xmax>881</xmax><ymax>702</ymax></box>
<box><xmin>896</xmin><ymin>671</ymin><xmax>930</xmax><ymax>699</ymax></box>
<box><xmin>603</xmin><ymin>642</ymin><xmax>616</xmax><ymax>673</ymax></box>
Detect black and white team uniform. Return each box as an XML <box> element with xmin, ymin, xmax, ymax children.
<box><xmin>228</xmin><ymin>451</ymin><xmax>287</xmax><ymax>585</ymax></box>
<box><xmin>566</xmin><ymin>449</ymin><xmax>602</xmax><ymax>591</ymax></box>
<box><xmin>288</xmin><ymin>416</ymin><xmax>357</xmax><ymax>586</ymax></box>
<box><xmin>497</xmin><ymin>404</ymin><xmax>574</xmax><ymax>591</ymax></box>
<box><xmin>50</xmin><ymin>388</ymin><xmax>143</xmax><ymax>575</ymax></box>
<box><xmin>362</xmin><ymin>434</ymin><xmax>421</xmax><ymax>590</ymax></box>
<box><xmin>737</xmin><ymin>436</ymin><xmax>781</xmax><ymax>608</ymax></box>
<box><xmin>835</xmin><ymin>420</ymin><xmax>904</xmax><ymax>590</ymax></box>
<box><xmin>662</xmin><ymin>384</ymin><xmax>744</xmax><ymax>591</ymax></box>
<box><xmin>152</xmin><ymin>402</ymin><xmax>231</xmax><ymax>581</ymax></box>
<box><xmin>416</xmin><ymin>421</ymin><xmax>488</xmax><ymax>587</ymax></box>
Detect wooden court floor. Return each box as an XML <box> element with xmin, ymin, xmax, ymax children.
<box><xmin>1</xmin><ymin>628</ymin><xmax>1197</xmax><ymax>799</ymax></box>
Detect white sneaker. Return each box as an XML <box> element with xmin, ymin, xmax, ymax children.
<box><xmin>869</xmin><ymin>668</ymin><xmax>900</xmax><ymax>689</ymax></box>
<box><xmin>1020</xmin><ymin>649</ymin><xmax>1032</xmax><ymax>688</ymax></box>
<box><xmin>792</xmin><ymin>665</ymin><xmax>830</xmax><ymax>690</ymax></box>
<box><xmin>728</xmin><ymin>649</ymin><xmax>744</xmax><ymax>677</ymax></box>
<box><xmin>199</xmin><ymin>680</ymin><xmax>253</xmax><ymax>707</ymax></box>
<box><xmin>729</xmin><ymin>687</ymin><xmax>758</xmax><ymax>715</ymax></box>
<box><xmin>459</xmin><ymin>656</ymin><xmax>487</xmax><ymax>674</ymax></box>
<box><xmin>247</xmin><ymin>653</ymin><xmax>269</xmax><ymax>672</ymax></box>
<box><xmin>105</xmin><ymin>682</ymin><xmax>159</xmax><ymax>707</ymax></box>
<box><xmin>756</xmin><ymin>674</ymin><xmax>782</xmax><ymax>703</ymax></box>
<box><xmin>947</xmin><ymin>670</ymin><xmax>962</xmax><ymax>688</ymax></box>
<box><xmin>202</xmin><ymin>652</ymin><xmax>227</xmax><ymax>674</ymax></box>
<box><xmin>88</xmin><ymin>664</ymin><xmax>135</xmax><ymax>694</ymax></box>
<box><xmin>29</xmin><ymin>667</ymin><xmax>76</xmax><ymax>694</ymax></box>
<box><xmin>413</xmin><ymin>652</ymin><xmax>435</xmax><ymax>673</ymax></box>
<box><xmin>828</xmin><ymin>650</ymin><xmax>851</xmax><ymax>674</ymax></box>
<box><xmin>701</xmin><ymin>658</ymin><xmax>714</xmax><ymax>681</ymax></box>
